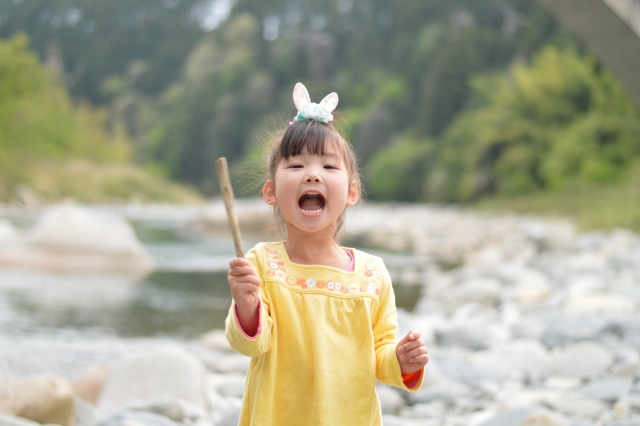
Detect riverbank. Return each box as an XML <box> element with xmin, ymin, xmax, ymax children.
<box><xmin>0</xmin><ymin>202</ymin><xmax>638</xmax><ymax>425</ymax></box>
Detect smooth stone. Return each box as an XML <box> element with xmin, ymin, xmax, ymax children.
<box><xmin>445</xmin><ymin>277</ymin><xmax>502</xmax><ymax>310</ymax></box>
<box><xmin>476</xmin><ymin>339</ymin><xmax>548</xmax><ymax>383</ymax></box>
<box><xmin>74</xmin><ymin>397</ymin><xmax>99</xmax><ymax>426</ymax></box>
<box><xmin>199</xmin><ymin>329</ymin><xmax>233</xmax><ymax>352</ymax></box>
<box><xmin>72</xmin><ymin>366</ymin><xmax>110</xmax><ymax>405</ymax></box>
<box><xmin>97</xmin><ymin>345</ymin><xmax>207</xmax><ymax>418</ymax></box>
<box><xmin>521</xmin><ymin>410</ymin><xmax>568</xmax><ymax>426</ymax></box>
<box><xmin>399</xmin><ymin>401</ymin><xmax>446</xmax><ymax>418</ymax></box>
<box><xmin>128</xmin><ymin>397</ymin><xmax>208</xmax><ymax>423</ymax></box>
<box><xmin>577</xmin><ymin>376</ymin><xmax>633</xmax><ymax>403</ymax></box>
<box><xmin>0</xmin><ymin>375</ymin><xmax>75</xmax><ymax>426</ymax></box>
<box><xmin>513</xmin><ymin>271</ymin><xmax>551</xmax><ymax>305</ymax></box>
<box><xmin>541</xmin><ymin>320</ymin><xmax>599</xmax><ymax>349</ymax></box>
<box><xmin>381</xmin><ymin>414</ymin><xmax>436</xmax><ymax>426</ymax></box>
<box><xmin>477</xmin><ymin>406</ymin><xmax>540</xmax><ymax>426</ymax></box>
<box><xmin>209</xmin><ymin>353</ymin><xmax>251</xmax><ymax>374</ymax></box>
<box><xmin>564</xmin><ymin>292</ymin><xmax>637</xmax><ymax>315</ymax></box>
<box><xmin>0</xmin><ymin>414</ymin><xmax>41</xmax><ymax>426</ymax></box>
<box><xmin>376</xmin><ymin>385</ymin><xmax>406</xmax><ymax>415</ymax></box>
<box><xmin>435</xmin><ymin>322</ymin><xmax>490</xmax><ymax>350</ymax></box>
<box><xmin>0</xmin><ymin>220</ymin><xmax>22</xmax><ymax>246</ymax></box>
<box><xmin>208</xmin><ymin>374</ymin><xmax>246</xmax><ymax>399</ymax></box>
<box><xmin>405</xmin><ymin>382</ymin><xmax>469</xmax><ymax>406</ymax></box>
<box><xmin>24</xmin><ymin>205</ymin><xmax>154</xmax><ymax>271</ymax></box>
<box><xmin>543</xmin><ymin>377</ymin><xmax>582</xmax><ymax>390</ymax></box>
<box><xmin>544</xmin><ymin>342</ymin><xmax>614</xmax><ymax>380</ymax></box>
<box><xmin>605</xmin><ymin>421</ymin><xmax>640</xmax><ymax>426</ymax></box>
<box><xmin>97</xmin><ymin>410</ymin><xmax>180</xmax><ymax>426</ymax></box>
<box><xmin>543</xmin><ymin>396</ymin><xmax>606</xmax><ymax>418</ymax></box>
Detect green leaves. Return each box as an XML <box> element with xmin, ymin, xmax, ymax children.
<box><xmin>427</xmin><ymin>45</ymin><xmax>640</xmax><ymax>202</ymax></box>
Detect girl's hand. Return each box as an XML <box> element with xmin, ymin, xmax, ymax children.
<box><xmin>227</xmin><ymin>257</ymin><xmax>261</xmax><ymax>334</ymax></box>
<box><xmin>396</xmin><ymin>330</ymin><xmax>429</xmax><ymax>375</ymax></box>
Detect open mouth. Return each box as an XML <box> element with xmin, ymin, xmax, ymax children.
<box><xmin>298</xmin><ymin>192</ymin><xmax>326</xmax><ymax>215</ymax></box>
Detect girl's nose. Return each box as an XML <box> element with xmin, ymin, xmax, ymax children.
<box><xmin>305</xmin><ymin>169</ymin><xmax>321</xmax><ymax>182</ymax></box>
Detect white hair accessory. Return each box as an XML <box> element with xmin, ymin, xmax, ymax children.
<box><xmin>292</xmin><ymin>82</ymin><xmax>339</xmax><ymax>123</ymax></box>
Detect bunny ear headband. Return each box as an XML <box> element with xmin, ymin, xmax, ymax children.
<box><xmin>292</xmin><ymin>82</ymin><xmax>339</xmax><ymax>123</ymax></box>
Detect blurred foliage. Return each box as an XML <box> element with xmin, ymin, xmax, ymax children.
<box><xmin>0</xmin><ymin>0</ymin><xmax>562</xmax><ymax>197</ymax></box>
<box><xmin>0</xmin><ymin>34</ymin><xmax>200</xmax><ymax>203</ymax></box>
<box><xmin>474</xmin><ymin>160</ymin><xmax>640</xmax><ymax>231</ymax></box>
<box><xmin>426</xmin><ymin>46</ymin><xmax>640</xmax><ymax>202</ymax></box>
<box><xmin>3</xmin><ymin>0</ymin><xmax>640</xmax><ymax>224</ymax></box>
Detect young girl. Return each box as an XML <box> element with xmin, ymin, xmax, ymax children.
<box><xmin>225</xmin><ymin>83</ymin><xmax>428</xmax><ymax>425</ymax></box>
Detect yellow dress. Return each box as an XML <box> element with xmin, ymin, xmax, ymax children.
<box><xmin>225</xmin><ymin>242</ymin><xmax>423</xmax><ymax>426</ymax></box>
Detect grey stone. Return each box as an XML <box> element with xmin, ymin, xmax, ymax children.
<box><xmin>97</xmin><ymin>410</ymin><xmax>180</xmax><ymax>426</ymax></box>
<box><xmin>521</xmin><ymin>410</ymin><xmax>567</xmax><ymax>426</ymax></box>
<box><xmin>477</xmin><ymin>406</ymin><xmax>539</xmax><ymax>426</ymax></box>
<box><xmin>97</xmin><ymin>345</ymin><xmax>207</xmax><ymax>419</ymax></box>
<box><xmin>435</xmin><ymin>323</ymin><xmax>490</xmax><ymax>350</ymax></box>
<box><xmin>0</xmin><ymin>414</ymin><xmax>41</xmax><ymax>426</ymax></box>
<box><xmin>543</xmin><ymin>396</ymin><xmax>606</xmax><ymax>418</ymax></box>
<box><xmin>445</xmin><ymin>277</ymin><xmax>502</xmax><ymax>310</ymax></box>
<box><xmin>604</xmin><ymin>421</ymin><xmax>640</xmax><ymax>426</ymax></box>
<box><xmin>208</xmin><ymin>374</ymin><xmax>246</xmax><ymax>399</ymax></box>
<box><xmin>478</xmin><ymin>339</ymin><xmax>548</xmax><ymax>383</ymax></box>
<box><xmin>541</xmin><ymin>320</ymin><xmax>599</xmax><ymax>349</ymax></box>
<box><xmin>381</xmin><ymin>414</ymin><xmax>436</xmax><ymax>426</ymax></box>
<box><xmin>376</xmin><ymin>385</ymin><xmax>405</xmax><ymax>415</ymax></box>
<box><xmin>544</xmin><ymin>342</ymin><xmax>614</xmax><ymax>380</ymax></box>
<box><xmin>74</xmin><ymin>397</ymin><xmax>99</xmax><ymax>426</ymax></box>
<box><xmin>577</xmin><ymin>376</ymin><xmax>633</xmax><ymax>403</ymax></box>
<box><xmin>405</xmin><ymin>384</ymin><xmax>467</xmax><ymax>406</ymax></box>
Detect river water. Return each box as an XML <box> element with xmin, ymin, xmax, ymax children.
<box><xmin>0</xmin><ymin>209</ymin><xmax>422</xmax><ymax>341</ymax></box>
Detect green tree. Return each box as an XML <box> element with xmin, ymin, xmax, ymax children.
<box><xmin>426</xmin><ymin>45</ymin><xmax>640</xmax><ymax>202</ymax></box>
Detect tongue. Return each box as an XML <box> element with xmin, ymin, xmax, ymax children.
<box><xmin>300</xmin><ymin>196</ymin><xmax>323</xmax><ymax>211</ymax></box>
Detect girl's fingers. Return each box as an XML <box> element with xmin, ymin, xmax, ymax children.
<box><xmin>397</xmin><ymin>330</ymin><xmax>420</xmax><ymax>347</ymax></box>
<box><xmin>397</xmin><ymin>338</ymin><xmax>426</xmax><ymax>355</ymax></box>
<box><xmin>402</xmin><ymin>345</ymin><xmax>429</xmax><ymax>361</ymax></box>
<box><xmin>229</xmin><ymin>257</ymin><xmax>251</xmax><ymax>268</ymax></box>
<box><xmin>409</xmin><ymin>354</ymin><xmax>430</xmax><ymax>365</ymax></box>
<box><xmin>228</xmin><ymin>265</ymin><xmax>258</xmax><ymax>277</ymax></box>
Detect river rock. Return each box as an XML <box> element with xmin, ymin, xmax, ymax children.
<box><xmin>0</xmin><ymin>205</ymin><xmax>154</xmax><ymax>271</ymax></box>
<box><xmin>0</xmin><ymin>375</ymin><xmax>75</xmax><ymax>426</ymax></box>
<box><xmin>564</xmin><ymin>292</ymin><xmax>637</xmax><ymax>315</ymax></box>
<box><xmin>199</xmin><ymin>329</ymin><xmax>233</xmax><ymax>352</ymax></box>
<box><xmin>97</xmin><ymin>345</ymin><xmax>207</xmax><ymax>418</ymax></box>
<box><xmin>72</xmin><ymin>366</ymin><xmax>110</xmax><ymax>405</ymax></box>
<box><xmin>521</xmin><ymin>410</ymin><xmax>567</xmax><ymax>426</ymax></box>
<box><xmin>97</xmin><ymin>409</ymin><xmax>181</xmax><ymax>426</ymax></box>
<box><xmin>477</xmin><ymin>406</ymin><xmax>541</xmax><ymax>426</ymax></box>
<box><xmin>74</xmin><ymin>397</ymin><xmax>99</xmax><ymax>426</ymax></box>
<box><xmin>376</xmin><ymin>384</ymin><xmax>406</xmax><ymax>415</ymax></box>
<box><xmin>544</xmin><ymin>342</ymin><xmax>614</xmax><ymax>380</ymax></box>
<box><xmin>543</xmin><ymin>396</ymin><xmax>606</xmax><ymax>418</ymax></box>
<box><xmin>476</xmin><ymin>339</ymin><xmax>549</xmax><ymax>383</ymax></box>
<box><xmin>0</xmin><ymin>220</ymin><xmax>21</xmax><ymax>246</ymax></box>
<box><xmin>0</xmin><ymin>414</ymin><xmax>41</xmax><ymax>426</ymax></box>
<box><xmin>444</xmin><ymin>277</ymin><xmax>502</xmax><ymax>311</ymax></box>
<box><xmin>576</xmin><ymin>376</ymin><xmax>633</xmax><ymax>403</ymax></box>
<box><xmin>208</xmin><ymin>373</ymin><xmax>246</xmax><ymax>398</ymax></box>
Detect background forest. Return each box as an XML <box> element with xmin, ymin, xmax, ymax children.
<box><xmin>1</xmin><ymin>0</ymin><xmax>639</xmax><ymax>228</ymax></box>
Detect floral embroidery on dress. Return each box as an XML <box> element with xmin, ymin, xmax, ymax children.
<box><xmin>262</xmin><ymin>246</ymin><xmax>381</xmax><ymax>297</ymax></box>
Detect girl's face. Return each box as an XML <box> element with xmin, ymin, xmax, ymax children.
<box><xmin>263</xmin><ymin>145</ymin><xmax>359</xmax><ymax>236</ymax></box>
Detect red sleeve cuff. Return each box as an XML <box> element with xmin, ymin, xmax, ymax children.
<box><xmin>234</xmin><ymin>300</ymin><xmax>261</xmax><ymax>339</ymax></box>
<box><xmin>402</xmin><ymin>369</ymin><xmax>422</xmax><ymax>389</ymax></box>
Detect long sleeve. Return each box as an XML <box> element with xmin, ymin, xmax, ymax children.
<box><xmin>225</xmin><ymin>246</ymin><xmax>273</xmax><ymax>358</ymax></box>
<box><xmin>372</xmin><ymin>264</ymin><xmax>424</xmax><ymax>392</ymax></box>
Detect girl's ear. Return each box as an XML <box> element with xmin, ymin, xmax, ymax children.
<box><xmin>263</xmin><ymin>180</ymin><xmax>278</xmax><ymax>205</ymax></box>
<box><xmin>346</xmin><ymin>180</ymin><xmax>359</xmax><ymax>207</ymax></box>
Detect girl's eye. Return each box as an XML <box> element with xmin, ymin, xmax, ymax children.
<box><xmin>289</xmin><ymin>164</ymin><xmax>303</xmax><ymax>169</ymax></box>
<box><xmin>324</xmin><ymin>165</ymin><xmax>337</xmax><ymax>170</ymax></box>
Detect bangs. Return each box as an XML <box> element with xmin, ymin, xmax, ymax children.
<box><xmin>278</xmin><ymin>120</ymin><xmax>347</xmax><ymax>161</ymax></box>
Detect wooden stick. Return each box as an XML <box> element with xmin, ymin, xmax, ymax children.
<box><xmin>215</xmin><ymin>157</ymin><xmax>244</xmax><ymax>258</ymax></box>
